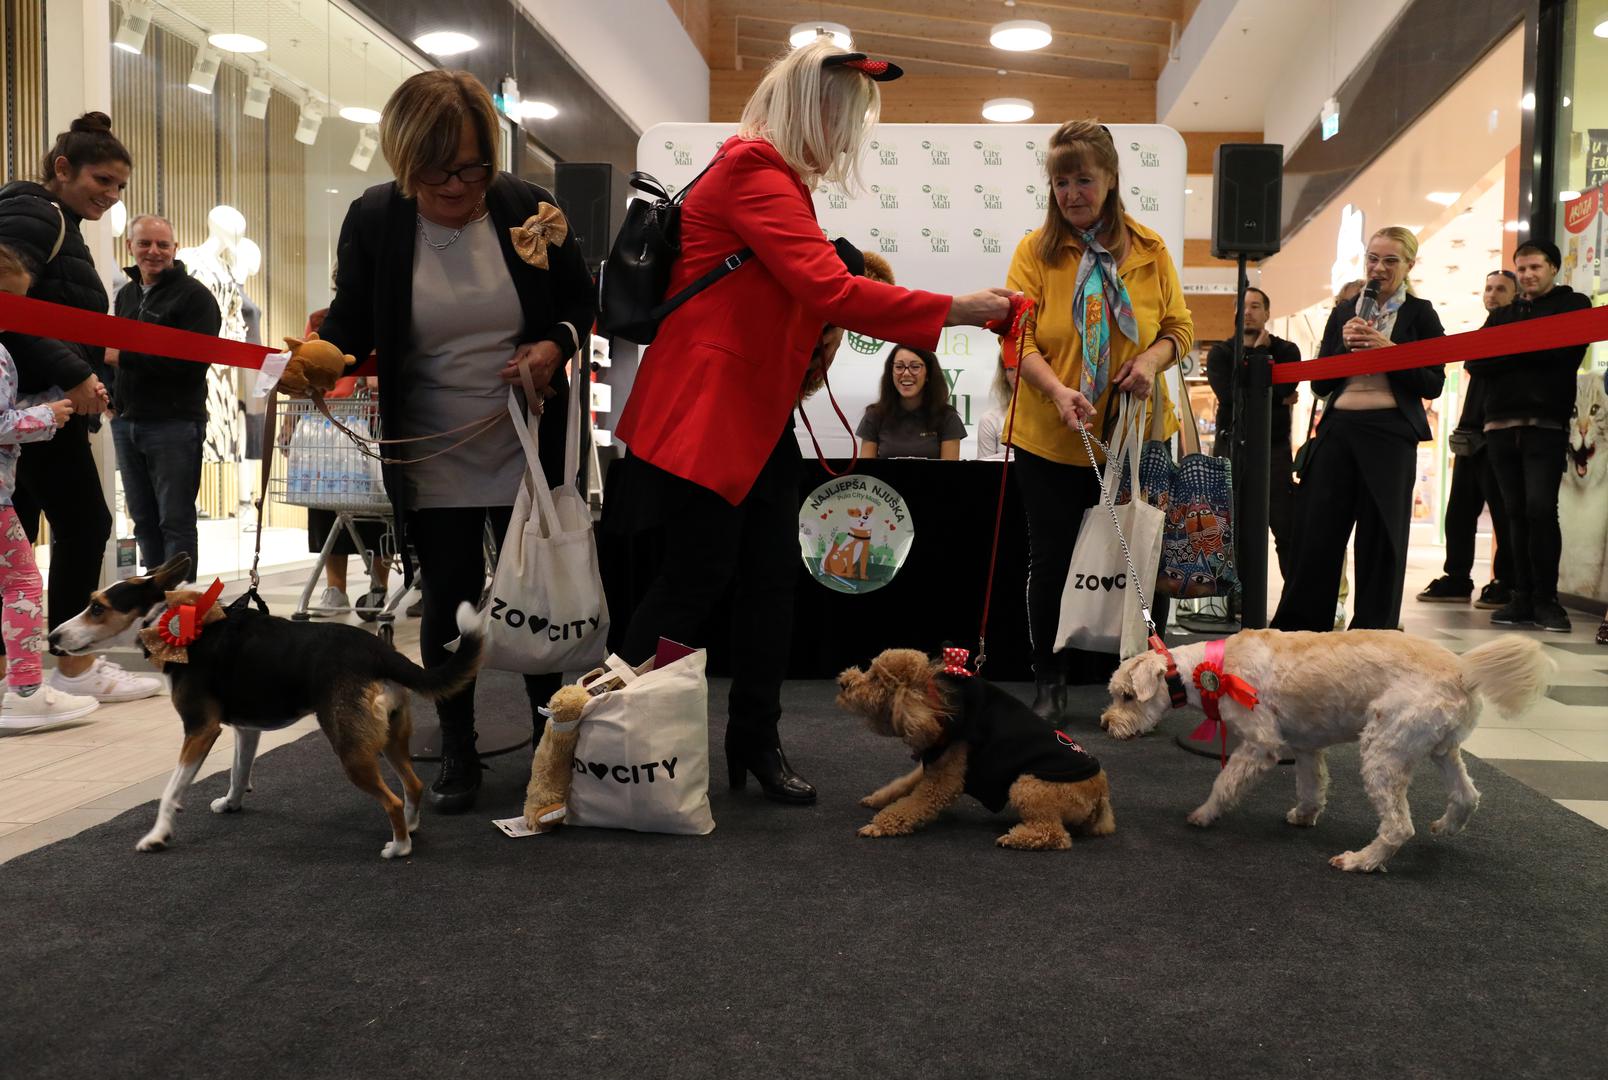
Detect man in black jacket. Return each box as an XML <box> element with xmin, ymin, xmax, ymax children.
<box><xmin>1466</xmin><ymin>241</ymin><xmax>1591</xmax><ymax>633</ymax></box>
<box><xmin>1205</xmin><ymin>287</ymin><xmax>1303</xmax><ymax>578</ymax></box>
<box><xmin>109</xmin><ymin>214</ymin><xmax>220</xmax><ymax>577</ymax></box>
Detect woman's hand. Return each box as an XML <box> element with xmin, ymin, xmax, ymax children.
<box><xmin>500</xmin><ymin>340</ymin><xmax>563</xmax><ymax>397</ymax></box>
<box><xmin>48</xmin><ymin>399</ymin><xmax>73</xmax><ymax>427</ymax></box>
<box><xmin>1342</xmin><ymin>317</ymin><xmax>1390</xmax><ymax>351</ymax></box>
<box><xmin>1113</xmin><ymin>353</ymin><xmax>1160</xmax><ymax>398</ymax></box>
<box><xmin>946</xmin><ymin>288</ymin><xmax>1016</xmax><ymax>327</ymax></box>
<box><xmin>1054</xmin><ymin>385</ymin><xmax>1095</xmax><ymax>430</ymax></box>
<box><xmin>66</xmin><ymin>375</ymin><xmax>106</xmax><ymax>416</ymax></box>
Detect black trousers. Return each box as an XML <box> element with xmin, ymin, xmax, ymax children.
<box><xmin>8</xmin><ymin>417</ymin><xmax>112</xmax><ymax>644</ymax></box>
<box><xmin>1267</xmin><ymin>440</ymin><xmax>1297</xmax><ymax>581</ymax></box>
<box><xmin>407</xmin><ymin>506</ymin><xmax>559</xmax><ymax>749</ymax></box>
<box><xmin>1442</xmin><ymin>448</ymin><xmax>1512</xmax><ymax>584</ymax></box>
<box><xmin>1486</xmin><ymin>426</ymin><xmax>1567</xmax><ymax>601</ymax></box>
<box><xmin>1273</xmin><ymin>409</ymin><xmax>1416</xmax><ymax>632</ymax></box>
<box><xmin>1012</xmin><ymin>448</ymin><xmax>1167</xmax><ymax>685</ymax></box>
<box><xmin>618</xmin><ymin>432</ymin><xmax>800</xmax><ymax>749</ymax></box>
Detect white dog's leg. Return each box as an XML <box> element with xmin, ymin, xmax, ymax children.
<box><xmin>1188</xmin><ymin>743</ymin><xmax>1279</xmax><ymax>827</ymax></box>
<box><xmin>1286</xmin><ymin>750</ymin><xmax>1329</xmax><ymax>827</ymax></box>
<box><xmin>210</xmin><ymin>728</ymin><xmax>261</xmax><ymax>814</ymax></box>
<box><xmin>1330</xmin><ymin>742</ymin><xmax>1415</xmax><ymax>873</ymax></box>
<box><xmin>138</xmin><ymin>721</ymin><xmax>223</xmax><ymax>851</ymax></box>
<box><xmin>1429</xmin><ymin>747</ymin><xmax>1481</xmax><ymax>837</ymax></box>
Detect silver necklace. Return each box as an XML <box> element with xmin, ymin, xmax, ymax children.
<box><xmin>417</xmin><ymin>202</ymin><xmax>488</xmax><ymax>251</ymax></box>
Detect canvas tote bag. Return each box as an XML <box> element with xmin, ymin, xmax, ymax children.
<box><xmin>1055</xmin><ymin>393</ymin><xmax>1165</xmax><ymax>659</ymax></box>
<box><xmin>482</xmin><ymin>349</ymin><xmax>610</xmax><ymax>674</ymax></box>
<box><xmin>566</xmin><ymin>652</ymin><xmax>716</xmax><ymax>835</ymax></box>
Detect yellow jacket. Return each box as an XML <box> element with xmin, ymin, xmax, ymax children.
<box><xmin>1004</xmin><ymin>215</ymin><xmax>1194</xmax><ymax>467</ymax></box>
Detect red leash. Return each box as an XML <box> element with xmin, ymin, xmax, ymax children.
<box><xmin>797</xmin><ymin>369</ymin><xmax>861</xmax><ymax>478</ymax></box>
<box><xmin>974</xmin><ymin>296</ymin><xmax>1035</xmax><ymax>673</ymax></box>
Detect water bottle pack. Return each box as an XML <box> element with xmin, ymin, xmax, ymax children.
<box><xmin>284</xmin><ymin>408</ymin><xmax>384</xmax><ymax>500</ymax></box>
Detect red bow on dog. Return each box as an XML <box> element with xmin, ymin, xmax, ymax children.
<box><xmin>1190</xmin><ymin>639</ymin><xmax>1259</xmax><ymax>750</ymax></box>
<box><xmin>154</xmin><ymin>578</ymin><xmax>225</xmax><ymax>649</ymax></box>
<box><xmin>941</xmin><ymin>647</ymin><xmax>972</xmax><ymax>677</ymax></box>
<box><xmin>984</xmin><ymin>295</ymin><xmax>1036</xmax><ymax>371</ymax></box>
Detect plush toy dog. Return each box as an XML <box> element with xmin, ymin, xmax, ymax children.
<box><xmin>278</xmin><ymin>333</ymin><xmax>353</xmax><ymax>398</ymax></box>
<box><xmin>522</xmin><ymin>684</ymin><xmax>591</xmax><ymax>832</ymax></box>
<box><xmin>836</xmin><ymin>647</ymin><xmax>1116</xmax><ymax>850</ymax></box>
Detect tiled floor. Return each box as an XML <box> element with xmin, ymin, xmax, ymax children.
<box><xmin>0</xmin><ymin>543</ymin><xmax>1604</xmax><ymax>866</ymax></box>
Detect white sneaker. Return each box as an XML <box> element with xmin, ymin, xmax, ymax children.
<box><xmin>0</xmin><ymin>685</ymin><xmax>100</xmax><ymax>731</ymax></box>
<box><xmin>49</xmin><ymin>656</ymin><xmax>164</xmax><ymax>703</ymax></box>
<box><xmin>313</xmin><ymin>586</ymin><xmax>351</xmax><ymax>617</ymax></box>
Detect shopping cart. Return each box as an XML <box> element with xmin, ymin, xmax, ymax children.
<box><xmin>273</xmin><ymin>392</ymin><xmax>405</xmax><ymax>644</ymax></box>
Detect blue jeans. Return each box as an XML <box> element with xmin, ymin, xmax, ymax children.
<box><xmin>112</xmin><ymin>418</ymin><xmax>203</xmax><ymax>578</ymax></box>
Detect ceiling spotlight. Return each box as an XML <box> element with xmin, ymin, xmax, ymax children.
<box><xmin>982</xmin><ymin>98</ymin><xmax>1034</xmax><ymax>123</ymax></box>
<box><xmin>789</xmin><ymin>22</ymin><xmax>853</xmax><ymax>49</ymax></box>
<box><xmin>113</xmin><ymin>0</ymin><xmax>153</xmax><ymax>55</ymax></box>
<box><xmin>208</xmin><ymin>33</ymin><xmax>267</xmax><ymax>54</ymax></box>
<box><xmin>243</xmin><ymin>69</ymin><xmax>271</xmax><ymax>119</ymax></box>
<box><xmin>990</xmin><ymin>20</ymin><xmax>1052</xmax><ymax>51</ymax></box>
<box><xmin>1595</xmin><ymin>19</ymin><xmax>1608</xmax><ymax>37</ymax></box>
<box><xmin>187</xmin><ymin>44</ymin><xmax>221</xmax><ymax>94</ymax></box>
<box><xmin>294</xmin><ymin>100</ymin><xmax>324</xmax><ymax>146</ymax></box>
<box><xmin>350</xmin><ymin>125</ymin><xmax>380</xmax><ymax>172</ymax></box>
<box><xmin>1521</xmin><ymin>92</ymin><xmax>1535</xmax><ymax>110</ymax></box>
<box><xmin>1184</xmin><ymin>188</ymin><xmax>1195</xmax><ymax>195</ymax></box>
<box><xmin>339</xmin><ymin>106</ymin><xmax>383</xmax><ymax>125</ymax></box>
<box><xmin>520</xmin><ymin>100</ymin><xmax>559</xmax><ymax>120</ymax></box>
<box><xmin>1425</xmin><ymin>192</ymin><xmax>1459</xmax><ymax>206</ymax></box>
<box><xmin>414</xmin><ymin>30</ymin><xmax>479</xmax><ymax>55</ymax></box>
<box><xmin>1504</xmin><ymin>220</ymin><xmax>1521</xmax><ymax>232</ymax></box>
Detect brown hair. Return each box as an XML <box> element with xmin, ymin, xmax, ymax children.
<box><xmin>868</xmin><ymin>345</ymin><xmax>950</xmax><ymax>431</ymax></box>
<box><xmin>40</xmin><ymin>112</ymin><xmax>132</xmax><ymax>184</ymax></box>
<box><xmin>0</xmin><ymin>243</ymin><xmax>30</xmax><ymax>281</ymax></box>
<box><xmin>379</xmin><ymin>71</ymin><xmax>500</xmax><ymax>198</ymax></box>
<box><xmin>1035</xmin><ymin>120</ymin><xmax>1127</xmax><ymax>267</ymax></box>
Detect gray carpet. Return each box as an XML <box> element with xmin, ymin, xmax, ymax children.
<box><xmin>2</xmin><ymin>675</ymin><xmax>1606</xmax><ymax>1080</ymax></box>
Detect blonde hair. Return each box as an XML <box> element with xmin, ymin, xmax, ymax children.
<box><xmin>739</xmin><ymin>40</ymin><xmax>880</xmax><ymax>192</ymax></box>
<box><xmin>1036</xmin><ymin>119</ymin><xmax>1128</xmax><ymax>267</ymax></box>
<box><xmin>0</xmin><ymin>243</ymin><xmax>30</xmax><ymax>292</ymax></box>
<box><xmin>1370</xmin><ymin>226</ymin><xmax>1419</xmax><ymax>295</ymax></box>
<box><xmin>380</xmin><ymin>71</ymin><xmax>501</xmax><ymax>198</ymax></box>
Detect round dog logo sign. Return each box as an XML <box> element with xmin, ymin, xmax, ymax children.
<box><xmin>798</xmin><ymin>476</ymin><xmax>914</xmax><ymax>594</ymax></box>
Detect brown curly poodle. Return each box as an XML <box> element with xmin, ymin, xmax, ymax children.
<box><xmin>836</xmin><ymin>648</ymin><xmax>1115</xmax><ymax>851</ymax></box>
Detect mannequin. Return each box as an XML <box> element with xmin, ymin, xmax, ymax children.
<box><xmin>178</xmin><ymin>206</ymin><xmax>256</xmax><ymax>472</ymax></box>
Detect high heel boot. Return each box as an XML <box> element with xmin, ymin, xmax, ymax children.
<box><xmin>1030</xmin><ymin>673</ymin><xmax>1067</xmax><ymax>721</ymax></box>
<box><xmin>726</xmin><ymin>732</ymin><xmax>817</xmax><ymax>805</ymax></box>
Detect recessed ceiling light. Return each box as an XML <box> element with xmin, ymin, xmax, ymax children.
<box><xmin>1521</xmin><ymin>92</ymin><xmax>1536</xmax><ymax>110</ymax></box>
<box><xmin>990</xmin><ymin>20</ymin><xmax>1052</xmax><ymax>51</ymax></box>
<box><xmin>982</xmin><ymin>98</ymin><xmax>1034</xmax><ymax>123</ymax></box>
<box><xmin>1184</xmin><ymin>188</ymin><xmax>1194</xmax><ymax>195</ymax></box>
<box><xmin>1425</xmin><ymin>192</ymin><xmax>1459</xmax><ymax>206</ymax></box>
<box><xmin>325</xmin><ymin>188</ymin><xmax>340</xmax><ymax>195</ymax></box>
<box><xmin>1564</xmin><ymin>96</ymin><xmax>1572</xmax><ymax>107</ymax></box>
<box><xmin>414</xmin><ymin>31</ymin><xmax>479</xmax><ymax>56</ymax></box>
<box><xmin>1504</xmin><ymin>220</ymin><xmax>1521</xmax><ymax>231</ymax></box>
<box><xmin>789</xmin><ymin>22</ymin><xmax>852</xmax><ymax>49</ymax></box>
<box><xmin>208</xmin><ymin>33</ymin><xmax>267</xmax><ymax>54</ymax></box>
<box><xmin>339</xmin><ymin>106</ymin><xmax>382</xmax><ymax>125</ymax></box>
<box><xmin>1559</xmin><ymin>190</ymin><xmax>1581</xmax><ymax>201</ymax></box>
<box><xmin>520</xmin><ymin>100</ymin><xmax>559</xmax><ymax>120</ymax></box>
<box><xmin>1595</xmin><ymin>18</ymin><xmax>1608</xmax><ymax>37</ymax></box>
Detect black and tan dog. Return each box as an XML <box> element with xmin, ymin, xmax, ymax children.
<box><xmin>836</xmin><ymin>648</ymin><xmax>1116</xmax><ymax>850</ymax></box>
<box><xmin>49</xmin><ymin>554</ymin><xmax>483</xmax><ymax>859</ymax></box>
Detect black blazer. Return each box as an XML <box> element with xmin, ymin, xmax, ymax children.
<box><xmin>1313</xmin><ymin>294</ymin><xmax>1445</xmax><ymax>442</ymax></box>
<box><xmin>317</xmin><ymin>173</ymin><xmax>597</xmax><ymax>576</ymax></box>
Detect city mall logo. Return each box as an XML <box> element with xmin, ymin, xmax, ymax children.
<box><xmin>1026</xmin><ymin>139</ymin><xmax>1047</xmax><ymax>168</ymax></box>
<box><xmin>870</xmin><ymin>140</ymin><xmax>899</xmax><ymax>166</ymax></box>
<box><xmin>1129</xmin><ymin>185</ymin><xmax>1160</xmax><ymax>213</ymax></box>
<box><xmin>921</xmin><ymin>184</ymin><xmax>951</xmax><ymax>209</ymax></box>
<box><xmin>974</xmin><ymin>184</ymin><xmax>1004</xmax><ymax>210</ymax></box>
<box><xmin>871</xmin><ymin>184</ymin><xmax>899</xmax><ymax>210</ymax></box>
<box><xmin>1129</xmin><ymin>141</ymin><xmax>1161</xmax><ymax>168</ymax></box>
<box><xmin>921</xmin><ymin>139</ymin><xmax>951</xmax><ymax>165</ymax></box>
<box><xmin>868</xmin><ymin>226</ymin><xmax>899</xmax><ymax>254</ymax></box>
<box><xmin>1027</xmin><ymin>184</ymin><xmax>1048</xmax><ymax>211</ymax></box>
<box><xmin>973</xmin><ymin>140</ymin><xmax>1004</xmax><ymax>166</ymax></box>
<box><xmin>663</xmin><ymin>140</ymin><xmax>693</xmax><ymax>167</ymax></box>
<box><xmin>826</xmin><ymin>190</ymin><xmax>849</xmax><ymax>210</ymax></box>
<box><xmin>972</xmin><ymin>228</ymin><xmax>1002</xmax><ymax>255</ymax></box>
<box><xmin>921</xmin><ymin>227</ymin><xmax>950</xmax><ymax>254</ymax></box>
<box><xmin>846</xmin><ymin>331</ymin><xmax>884</xmax><ymax>355</ymax></box>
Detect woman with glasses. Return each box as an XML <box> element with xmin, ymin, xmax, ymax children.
<box><xmin>858</xmin><ymin>345</ymin><xmax>965</xmax><ymax>459</ymax></box>
<box><xmin>316</xmin><ymin>70</ymin><xmax>596</xmax><ymax>814</ymax></box>
<box><xmin>1272</xmin><ymin>226</ymin><xmax>1445</xmax><ymax>632</ymax></box>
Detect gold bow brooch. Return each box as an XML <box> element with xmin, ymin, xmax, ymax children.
<box><xmin>511</xmin><ymin>202</ymin><xmax>569</xmax><ymax>269</ymax></box>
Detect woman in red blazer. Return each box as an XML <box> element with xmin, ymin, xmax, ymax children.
<box><xmin>612</xmin><ymin>42</ymin><xmax>1013</xmax><ymax>804</ymax></box>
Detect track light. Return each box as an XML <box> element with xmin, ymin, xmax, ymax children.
<box><xmin>114</xmin><ymin>0</ymin><xmax>153</xmax><ymax>55</ymax></box>
<box><xmin>350</xmin><ymin>125</ymin><xmax>379</xmax><ymax>172</ymax></box>
<box><xmin>243</xmin><ymin>69</ymin><xmax>271</xmax><ymax>120</ymax></box>
<box><xmin>294</xmin><ymin>100</ymin><xmax>324</xmax><ymax>146</ymax></box>
<box><xmin>789</xmin><ymin>22</ymin><xmax>853</xmax><ymax>49</ymax></box>
<box><xmin>187</xmin><ymin>44</ymin><xmax>221</xmax><ymax>94</ymax></box>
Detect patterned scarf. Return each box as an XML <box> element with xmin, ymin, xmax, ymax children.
<box><xmin>1072</xmin><ymin>227</ymin><xmax>1139</xmax><ymax>403</ymax></box>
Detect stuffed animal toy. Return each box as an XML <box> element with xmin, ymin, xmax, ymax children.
<box><xmin>522</xmin><ymin>684</ymin><xmax>592</xmax><ymax>832</ymax></box>
<box><xmin>278</xmin><ymin>332</ymin><xmax>353</xmax><ymax>398</ymax></box>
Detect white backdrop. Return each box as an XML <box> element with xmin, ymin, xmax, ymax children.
<box><xmin>636</xmin><ymin>123</ymin><xmax>1188</xmax><ymax>457</ymax></box>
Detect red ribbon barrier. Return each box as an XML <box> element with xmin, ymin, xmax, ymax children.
<box><xmin>1270</xmin><ymin>302</ymin><xmax>1608</xmax><ymax>385</ymax></box>
<box><xmin>0</xmin><ymin>291</ymin><xmax>278</xmax><ymax>370</ymax></box>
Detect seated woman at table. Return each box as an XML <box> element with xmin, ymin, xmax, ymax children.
<box><xmin>974</xmin><ymin>345</ymin><xmax>1019</xmax><ymax>461</ymax></box>
<box><xmin>857</xmin><ymin>345</ymin><xmax>965</xmax><ymax>459</ymax></box>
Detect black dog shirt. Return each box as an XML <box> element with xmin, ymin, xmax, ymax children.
<box><xmin>923</xmin><ymin>673</ymin><xmax>1102</xmax><ymax>813</ymax></box>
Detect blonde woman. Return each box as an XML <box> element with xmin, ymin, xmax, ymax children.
<box><xmin>317</xmin><ymin>71</ymin><xmax>597</xmax><ymax>813</ymax></box>
<box><xmin>611</xmin><ymin>41</ymin><xmax>1013</xmax><ymax>805</ymax></box>
<box><xmin>1272</xmin><ymin>226</ymin><xmax>1445</xmax><ymax>632</ymax></box>
<box><xmin>1003</xmin><ymin>120</ymin><xmax>1192</xmax><ymax>718</ymax></box>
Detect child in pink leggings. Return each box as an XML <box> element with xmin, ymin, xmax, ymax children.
<box><xmin>0</xmin><ymin>248</ymin><xmax>97</xmax><ymax>731</ymax></box>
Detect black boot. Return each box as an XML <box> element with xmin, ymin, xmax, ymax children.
<box><xmin>726</xmin><ymin>732</ymin><xmax>817</xmax><ymax>805</ymax></box>
<box><xmin>1031</xmin><ymin>675</ymin><xmax>1067</xmax><ymax>721</ymax></box>
<box><xmin>428</xmin><ymin>733</ymin><xmax>482</xmax><ymax>813</ymax></box>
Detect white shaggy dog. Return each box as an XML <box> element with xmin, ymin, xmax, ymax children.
<box><xmin>1101</xmin><ymin>630</ymin><xmax>1554</xmax><ymax>872</ymax></box>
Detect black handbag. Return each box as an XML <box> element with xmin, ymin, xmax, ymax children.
<box><xmin>596</xmin><ymin>158</ymin><xmax>752</xmax><ymax>345</ymax></box>
<box><xmin>1448</xmin><ymin>428</ymin><xmax>1485</xmax><ymax>457</ymax></box>
<box><xmin>1292</xmin><ymin>393</ymin><xmax>1328</xmax><ymax>483</ymax></box>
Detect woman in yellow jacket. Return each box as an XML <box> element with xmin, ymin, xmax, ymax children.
<box><xmin>1004</xmin><ymin>120</ymin><xmax>1193</xmax><ymax>719</ymax></box>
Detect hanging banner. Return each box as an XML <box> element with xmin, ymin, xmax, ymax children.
<box><xmin>798</xmin><ymin>475</ymin><xmax>914</xmax><ymax>594</ymax></box>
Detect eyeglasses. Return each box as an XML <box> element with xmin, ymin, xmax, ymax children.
<box><xmin>1364</xmin><ymin>253</ymin><xmax>1405</xmax><ymax>268</ymax></box>
<box><xmin>416</xmin><ymin>162</ymin><xmax>492</xmax><ymax>186</ymax></box>
<box><xmin>891</xmin><ymin>362</ymin><xmax>924</xmax><ymax>374</ymax></box>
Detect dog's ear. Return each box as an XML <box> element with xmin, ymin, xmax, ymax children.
<box><xmin>1131</xmin><ymin>653</ymin><xmax>1168</xmax><ymax>702</ymax></box>
<box><xmin>150</xmin><ymin>553</ymin><xmax>192</xmax><ymax>588</ymax></box>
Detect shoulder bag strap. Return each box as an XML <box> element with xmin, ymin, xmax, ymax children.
<box><xmin>649</xmin><ymin>248</ymin><xmax>753</xmax><ymax>321</ymax></box>
<box><xmin>46</xmin><ymin>201</ymin><xmax>66</xmax><ymax>263</ymax></box>
<box><xmin>508</xmin><ymin>380</ymin><xmax>562</xmax><ymax>535</ymax></box>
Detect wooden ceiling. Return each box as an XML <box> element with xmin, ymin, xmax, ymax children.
<box><xmin>707</xmin><ymin>0</ymin><xmax>1184</xmax><ymax>81</ymax></box>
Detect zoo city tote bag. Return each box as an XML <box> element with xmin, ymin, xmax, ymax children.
<box><xmin>1139</xmin><ymin>380</ymin><xmax>1239</xmax><ymax>599</ymax></box>
<box><xmin>482</xmin><ymin>352</ymin><xmax>610</xmax><ymax>675</ymax></box>
<box><xmin>1056</xmin><ymin>394</ymin><xmax>1164</xmax><ymax>659</ymax></box>
<box><xmin>566</xmin><ymin>651</ymin><xmax>716</xmax><ymax>835</ymax></box>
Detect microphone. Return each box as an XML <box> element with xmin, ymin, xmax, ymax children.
<box><xmin>1357</xmin><ymin>280</ymin><xmax>1382</xmax><ymax>324</ymax></box>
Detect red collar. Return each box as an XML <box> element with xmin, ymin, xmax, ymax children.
<box><xmin>1188</xmin><ymin>638</ymin><xmax>1259</xmax><ymax>750</ymax></box>
<box><xmin>1149</xmin><ymin>634</ymin><xmax>1190</xmax><ymax>709</ymax></box>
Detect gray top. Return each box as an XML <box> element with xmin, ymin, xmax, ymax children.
<box><xmin>857</xmin><ymin>403</ymin><xmax>967</xmax><ymax>459</ymax></box>
<box><xmin>398</xmin><ymin>214</ymin><xmax>525</xmax><ymax>509</ymax></box>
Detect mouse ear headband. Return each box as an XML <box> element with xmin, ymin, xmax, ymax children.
<box><xmin>821</xmin><ymin>52</ymin><xmax>904</xmax><ymax>82</ymax></box>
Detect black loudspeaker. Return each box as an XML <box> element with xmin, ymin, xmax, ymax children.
<box><xmin>1211</xmin><ymin>143</ymin><xmax>1284</xmax><ymax>259</ymax></box>
<box><xmin>555</xmin><ymin>161</ymin><xmax>628</xmax><ymax>272</ymax></box>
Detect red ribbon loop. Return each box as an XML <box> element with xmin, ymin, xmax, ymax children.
<box><xmin>985</xmin><ymin>295</ymin><xmax>1036</xmax><ymax>371</ymax></box>
<box><xmin>154</xmin><ymin>578</ymin><xmax>226</xmax><ymax>649</ymax></box>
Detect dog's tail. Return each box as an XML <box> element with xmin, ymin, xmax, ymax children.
<box><xmin>380</xmin><ymin>602</ymin><xmax>486</xmax><ymax>701</ymax></box>
<box><xmin>1459</xmin><ymin>635</ymin><xmax>1555</xmax><ymax>720</ymax></box>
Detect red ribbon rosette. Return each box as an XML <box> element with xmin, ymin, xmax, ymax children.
<box><xmin>154</xmin><ymin>578</ymin><xmax>225</xmax><ymax>650</ymax></box>
<box><xmin>1189</xmin><ymin>639</ymin><xmax>1259</xmax><ymax>766</ymax></box>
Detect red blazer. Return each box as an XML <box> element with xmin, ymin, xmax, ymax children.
<box><xmin>615</xmin><ymin>136</ymin><xmax>950</xmax><ymax>504</ymax></box>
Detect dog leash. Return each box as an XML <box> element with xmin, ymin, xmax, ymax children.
<box><xmin>796</xmin><ymin>369</ymin><xmax>861</xmax><ymax>478</ymax></box>
<box><xmin>973</xmin><ymin>296</ymin><xmax>1035</xmax><ymax>674</ymax></box>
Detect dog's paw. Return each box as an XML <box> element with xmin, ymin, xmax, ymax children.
<box><xmin>1185</xmin><ymin>806</ymin><xmax>1216</xmax><ymax>828</ymax></box>
<box><xmin>1429</xmin><ymin>815</ymin><xmax>1464</xmax><ymax>837</ymax></box>
<box><xmin>860</xmin><ymin>791</ymin><xmax>897</xmax><ymax>810</ymax></box>
<box><xmin>1328</xmin><ymin>850</ymin><xmax>1387</xmax><ymax>873</ymax></box>
<box><xmin>1285</xmin><ymin>806</ymin><xmax>1321</xmax><ymax>828</ymax></box>
<box><xmin>997</xmin><ymin>828</ymin><xmax>1071</xmax><ymax>851</ymax></box>
<box><xmin>209</xmin><ymin>796</ymin><xmax>242</xmax><ymax>815</ymax></box>
<box><xmin>858</xmin><ymin>819</ymin><xmax>910</xmax><ymax>838</ymax></box>
<box><xmin>135</xmin><ymin>830</ymin><xmax>171</xmax><ymax>852</ymax></box>
<box><xmin>381</xmin><ymin>837</ymin><xmax>412</xmax><ymax>860</ymax></box>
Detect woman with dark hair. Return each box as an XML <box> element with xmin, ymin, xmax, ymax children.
<box><xmin>315</xmin><ymin>70</ymin><xmax>596</xmax><ymax>813</ymax></box>
<box><xmin>0</xmin><ymin>112</ymin><xmax>161</xmax><ymax>705</ymax></box>
<box><xmin>857</xmin><ymin>345</ymin><xmax>965</xmax><ymax>459</ymax></box>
